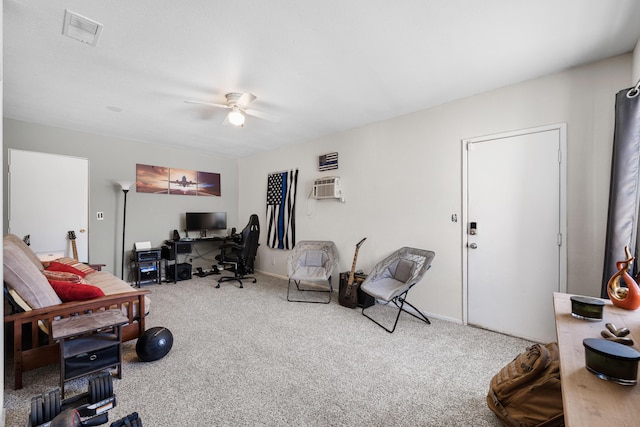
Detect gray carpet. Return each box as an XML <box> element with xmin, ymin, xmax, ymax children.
<box><xmin>4</xmin><ymin>272</ymin><xmax>533</xmax><ymax>426</ymax></box>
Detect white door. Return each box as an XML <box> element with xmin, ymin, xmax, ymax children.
<box><xmin>8</xmin><ymin>149</ymin><xmax>89</xmax><ymax>262</ymax></box>
<box><xmin>464</xmin><ymin>125</ymin><xmax>566</xmax><ymax>343</ymax></box>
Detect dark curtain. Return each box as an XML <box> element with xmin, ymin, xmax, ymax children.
<box><xmin>602</xmin><ymin>83</ymin><xmax>640</xmax><ymax>298</ymax></box>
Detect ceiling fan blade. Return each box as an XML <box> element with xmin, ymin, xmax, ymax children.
<box><xmin>236</xmin><ymin>92</ymin><xmax>257</xmax><ymax>107</ymax></box>
<box><xmin>184</xmin><ymin>100</ymin><xmax>230</xmax><ymax>109</ymax></box>
<box><xmin>244</xmin><ymin>108</ymin><xmax>279</xmax><ymax>122</ymax></box>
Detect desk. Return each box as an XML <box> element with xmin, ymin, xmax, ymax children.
<box><xmin>163</xmin><ymin>236</ymin><xmax>233</xmax><ymax>283</ymax></box>
<box><xmin>553</xmin><ymin>292</ymin><xmax>640</xmax><ymax>427</ymax></box>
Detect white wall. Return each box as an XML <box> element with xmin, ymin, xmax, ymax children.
<box><xmin>2</xmin><ymin>52</ymin><xmax>636</xmax><ymax>324</ymax></box>
<box><xmin>239</xmin><ymin>54</ymin><xmax>632</xmax><ymax>323</ymax></box>
<box><xmin>3</xmin><ymin>120</ymin><xmax>239</xmax><ymax>279</ymax></box>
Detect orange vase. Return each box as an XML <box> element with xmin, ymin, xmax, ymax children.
<box><xmin>607</xmin><ymin>246</ymin><xmax>640</xmax><ymax>310</ymax></box>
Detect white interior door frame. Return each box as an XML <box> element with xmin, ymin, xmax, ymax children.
<box><xmin>461</xmin><ymin>123</ymin><xmax>567</xmax><ymax>325</ymax></box>
<box><xmin>8</xmin><ymin>149</ymin><xmax>90</xmax><ymax>261</ymax></box>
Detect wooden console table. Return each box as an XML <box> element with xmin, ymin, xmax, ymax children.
<box><xmin>52</xmin><ymin>309</ymin><xmax>128</xmax><ymax>398</ymax></box>
<box><xmin>553</xmin><ymin>292</ymin><xmax>640</xmax><ymax>427</ymax></box>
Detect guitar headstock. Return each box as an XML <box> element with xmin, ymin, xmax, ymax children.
<box><xmin>67</xmin><ymin>230</ymin><xmax>76</xmax><ymax>240</ymax></box>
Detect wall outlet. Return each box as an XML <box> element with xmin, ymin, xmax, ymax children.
<box><xmin>97</xmin><ymin>212</ymin><xmax>104</xmax><ymax>220</ymax></box>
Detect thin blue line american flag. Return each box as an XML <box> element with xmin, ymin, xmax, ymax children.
<box><xmin>319</xmin><ymin>152</ymin><xmax>338</xmax><ymax>171</ymax></box>
<box><xmin>266</xmin><ymin>169</ymin><xmax>298</xmax><ymax>249</ymax></box>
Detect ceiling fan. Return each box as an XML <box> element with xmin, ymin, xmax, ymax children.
<box><xmin>185</xmin><ymin>92</ymin><xmax>278</xmax><ymax>126</ymax></box>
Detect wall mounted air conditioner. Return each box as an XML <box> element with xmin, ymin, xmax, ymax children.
<box><xmin>312</xmin><ymin>176</ymin><xmax>343</xmax><ymax>200</ymax></box>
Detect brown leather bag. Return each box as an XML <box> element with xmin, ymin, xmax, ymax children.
<box><xmin>487</xmin><ymin>342</ymin><xmax>564</xmax><ymax>427</ymax></box>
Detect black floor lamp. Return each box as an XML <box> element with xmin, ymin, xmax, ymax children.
<box><xmin>117</xmin><ymin>180</ymin><xmax>133</xmax><ymax>280</ymax></box>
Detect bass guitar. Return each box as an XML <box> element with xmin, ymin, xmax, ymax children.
<box><xmin>67</xmin><ymin>230</ymin><xmax>78</xmax><ymax>260</ymax></box>
<box><xmin>339</xmin><ymin>237</ymin><xmax>367</xmax><ymax>308</ymax></box>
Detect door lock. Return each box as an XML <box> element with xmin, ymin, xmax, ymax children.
<box><xmin>469</xmin><ymin>222</ymin><xmax>478</xmax><ymax>235</ymax></box>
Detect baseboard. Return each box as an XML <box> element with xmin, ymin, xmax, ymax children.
<box><xmin>254</xmin><ymin>269</ymin><xmax>287</xmax><ymax>281</ymax></box>
<box><xmin>255</xmin><ymin>269</ymin><xmax>337</xmax><ymax>291</ymax></box>
<box><xmin>256</xmin><ymin>269</ymin><xmax>463</xmax><ymax>324</ymax></box>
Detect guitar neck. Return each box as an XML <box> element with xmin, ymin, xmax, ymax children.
<box><xmin>68</xmin><ymin>231</ymin><xmax>78</xmax><ymax>260</ymax></box>
<box><xmin>347</xmin><ymin>248</ymin><xmax>361</xmax><ymax>285</ymax></box>
<box><xmin>347</xmin><ymin>238</ymin><xmax>367</xmax><ymax>286</ymax></box>
<box><xmin>71</xmin><ymin>240</ymin><xmax>78</xmax><ymax>260</ymax></box>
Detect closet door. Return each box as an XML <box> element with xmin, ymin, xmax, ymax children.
<box><xmin>8</xmin><ymin>149</ymin><xmax>89</xmax><ymax>262</ymax></box>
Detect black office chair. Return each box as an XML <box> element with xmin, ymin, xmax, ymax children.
<box><xmin>215</xmin><ymin>214</ymin><xmax>260</xmax><ymax>288</ymax></box>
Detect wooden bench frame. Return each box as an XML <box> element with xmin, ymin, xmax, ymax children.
<box><xmin>4</xmin><ymin>290</ymin><xmax>150</xmax><ymax>389</ymax></box>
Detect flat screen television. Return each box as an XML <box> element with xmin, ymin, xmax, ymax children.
<box><xmin>185</xmin><ymin>212</ymin><xmax>227</xmax><ymax>232</ymax></box>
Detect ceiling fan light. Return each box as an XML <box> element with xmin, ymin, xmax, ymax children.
<box><xmin>228</xmin><ymin>110</ymin><xmax>245</xmax><ymax>126</ymax></box>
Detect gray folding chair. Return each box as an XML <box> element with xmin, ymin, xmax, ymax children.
<box><xmin>287</xmin><ymin>240</ymin><xmax>339</xmax><ymax>304</ymax></box>
<box><xmin>360</xmin><ymin>247</ymin><xmax>435</xmax><ymax>333</ymax></box>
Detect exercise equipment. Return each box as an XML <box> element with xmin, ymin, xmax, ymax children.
<box><xmin>194</xmin><ymin>265</ymin><xmax>220</xmax><ymax>277</ymax></box>
<box><xmin>28</xmin><ymin>373</ymin><xmax>115</xmax><ymax>427</ymax></box>
<box><xmin>110</xmin><ymin>412</ymin><xmax>143</xmax><ymax>427</ymax></box>
<box><xmin>136</xmin><ymin>326</ymin><xmax>173</xmax><ymax>362</ymax></box>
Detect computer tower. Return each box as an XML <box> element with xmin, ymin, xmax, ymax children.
<box><xmin>167</xmin><ymin>263</ymin><xmax>192</xmax><ymax>281</ymax></box>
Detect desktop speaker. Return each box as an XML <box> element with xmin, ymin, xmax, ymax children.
<box><xmin>174</xmin><ymin>241</ymin><xmax>192</xmax><ymax>254</ymax></box>
<box><xmin>167</xmin><ymin>263</ymin><xmax>191</xmax><ymax>281</ymax></box>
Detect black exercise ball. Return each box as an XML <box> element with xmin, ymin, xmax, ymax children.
<box><xmin>136</xmin><ymin>326</ymin><xmax>173</xmax><ymax>362</ymax></box>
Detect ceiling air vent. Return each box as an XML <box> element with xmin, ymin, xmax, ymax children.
<box><xmin>62</xmin><ymin>10</ymin><xmax>103</xmax><ymax>46</ymax></box>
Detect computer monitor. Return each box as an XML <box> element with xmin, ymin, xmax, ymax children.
<box><xmin>185</xmin><ymin>212</ymin><xmax>227</xmax><ymax>233</ymax></box>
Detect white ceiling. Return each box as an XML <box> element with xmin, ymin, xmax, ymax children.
<box><xmin>4</xmin><ymin>1</ymin><xmax>640</xmax><ymax>158</ymax></box>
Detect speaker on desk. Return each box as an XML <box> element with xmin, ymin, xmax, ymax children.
<box><xmin>174</xmin><ymin>241</ymin><xmax>192</xmax><ymax>254</ymax></box>
<box><xmin>167</xmin><ymin>263</ymin><xmax>192</xmax><ymax>281</ymax></box>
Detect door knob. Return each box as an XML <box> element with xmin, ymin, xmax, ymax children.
<box><xmin>469</xmin><ymin>243</ymin><xmax>478</xmax><ymax>249</ymax></box>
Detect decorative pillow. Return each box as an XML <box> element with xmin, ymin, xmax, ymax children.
<box><xmin>44</xmin><ymin>257</ymin><xmax>96</xmax><ymax>276</ymax></box>
<box><xmin>393</xmin><ymin>259</ymin><xmax>416</xmax><ymax>283</ymax></box>
<box><xmin>42</xmin><ymin>270</ymin><xmax>82</xmax><ymax>283</ymax></box>
<box><xmin>48</xmin><ymin>280</ymin><xmax>105</xmax><ymax>302</ymax></box>
<box><xmin>380</xmin><ymin>259</ymin><xmax>401</xmax><ymax>280</ymax></box>
<box><xmin>303</xmin><ymin>250</ymin><xmax>326</xmax><ymax>267</ymax></box>
<box><xmin>46</xmin><ymin>261</ymin><xmax>88</xmax><ymax>277</ymax></box>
